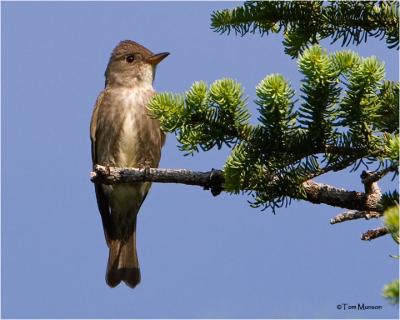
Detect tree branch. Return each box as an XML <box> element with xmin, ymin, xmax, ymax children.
<box><xmin>360</xmin><ymin>170</ymin><xmax>384</xmax><ymax>216</ymax></box>
<box><xmin>330</xmin><ymin>210</ymin><xmax>382</xmax><ymax>224</ymax></box>
<box><xmin>90</xmin><ymin>165</ymin><xmax>224</xmax><ymax>196</ymax></box>
<box><xmin>90</xmin><ymin>165</ymin><xmax>382</xmax><ymax>212</ymax></box>
<box><xmin>300</xmin><ymin>180</ymin><xmax>381</xmax><ymax>212</ymax></box>
<box><xmin>361</xmin><ymin>164</ymin><xmax>398</xmax><ymax>186</ymax></box>
<box><xmin>361</xmin><ymin>227</ymin><xmax>390</xmax><ymax>241</ymax></box>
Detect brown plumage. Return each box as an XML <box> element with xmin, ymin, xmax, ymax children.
<box><xmin>90</xmin><ymin>40</ymin><xmax>168</xmax><ymax>288</ymax></box>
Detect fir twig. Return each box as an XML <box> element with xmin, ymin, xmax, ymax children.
<box><xmin>211</xmin><ymin>1</ymin><xmax>399</xmax><ymax>58</ymax></box>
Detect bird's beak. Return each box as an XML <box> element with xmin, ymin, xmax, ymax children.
<box><xmin>146</xmin><ymin>52</ymin><xmax>170</xmax><ymax>65</ymax></box>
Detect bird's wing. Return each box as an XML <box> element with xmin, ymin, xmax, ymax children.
<box><xmin>90</xmin><ymin>90</ymin><xmax>105</xmax><ymax>165</ymax></box>
<box><xmin>160</xmin><ymin>129</ymin><xmax>166</xmax><ymax>147</ymax></box>
<box><xmin>147</xmin><ymin>90</ymin><xmax>166</xmax><ymax>147</ymax></box>
<box><xmin>90</xmin><ymin>91</ymin><xmax>104</xmax><ymax>166</ymax></box>
<box><xmin>90</xmin><ymin>90</ymin><xmax>113</xmax><ymax>245</ymax></box>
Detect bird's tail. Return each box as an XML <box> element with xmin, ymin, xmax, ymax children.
<box><xmin>106</xmin><ymin>225</ymin><xmax>140</xmax><ymax>288</ymax></box>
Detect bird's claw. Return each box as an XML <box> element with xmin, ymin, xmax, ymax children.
<box><xmin>140</xmin><ymin>160</ymin><xmax>152</xmax><ymax>175</ymax></box>
<box><xmin>104</xmin><ymin>163</ymin><xmax>111</xmax><ymax>176</ymax></box>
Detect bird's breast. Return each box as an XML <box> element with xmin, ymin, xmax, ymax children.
<box><xmin>112</xmin><ymin>87</ymin><xmax>161</xmax><ymax>168</ymax></box>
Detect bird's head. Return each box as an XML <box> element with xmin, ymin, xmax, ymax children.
<box><xmin>105</xmin><ymin>40</ymin><xmax>169</xmax><ymax>88</ymax></box>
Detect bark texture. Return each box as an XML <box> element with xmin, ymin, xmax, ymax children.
<box><xmin>91</xmin><ymin>165</ymin><xmax>382</xmax><ymax>212</ymax></box>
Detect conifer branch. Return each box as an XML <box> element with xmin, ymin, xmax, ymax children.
<box><xmin>211</xmin><ymin>1</ymin><xmax>399</xmax><ymax>57</ymax></box>
<box><xmin>90</xmin><ymin>165</ymin><xmax>382</xmax><ymax>212</ymax></box>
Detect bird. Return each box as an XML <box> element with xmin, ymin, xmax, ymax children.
<box><xmin>90</xmin><ymin>40</ymin><xmax>168</xmax><ymax>288</ymax></box>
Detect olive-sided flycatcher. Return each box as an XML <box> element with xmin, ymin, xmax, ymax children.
<box><xmin>90</xmin><ymin>40</ymin><xmax>168</xmax><ymax>288</ymax></box>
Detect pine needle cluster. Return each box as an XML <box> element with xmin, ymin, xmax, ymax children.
<box><xmin>211</xmin><ymin>1</ymin><xmax>399</xmax><ymax>58</ymax></box>
<box><xmin>148</xmin><ymin>45</ymin><xmax>398</xmax><ymax>211</ymax></box>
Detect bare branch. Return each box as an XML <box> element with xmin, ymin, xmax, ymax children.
<box><xmin>361</xmin><ymin>165</ymin><xmax>398</xmax><ymax>186</ymax></box>
<box><xmin>330</xmin><ymin>210</ymin><xmax>382</xmax><ymax>224</ymax></box>
<box><xmin>91</xmin><ymin>165</ymin><xmax>382</xmax><ymax>212</ymax></box>
<box><xmin>359</xmin><ymin>171</ymin><xmax>383</xmax><ymax>218</ymax></box>
<box><xmin>361</xmin><ymin>227</ymin><xmax>390</xmax><ymax>241</ymax></box>
<box><xmin>91</xmin><ymin>165</ymin><xmax>224</xmax><ymax>196</ymax></box>
<box><xmin>301</xmin><ymin>180</ymin><xmax>381</xmax><ymax>212</ymax></box>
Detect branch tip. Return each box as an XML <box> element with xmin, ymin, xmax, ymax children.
<box><xmin>361</xmin><ymin>226</ymin><xmax>390</xmax><ymax>241</ymax></box>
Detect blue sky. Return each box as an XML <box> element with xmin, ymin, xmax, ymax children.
<box><xmin>1</xmin><ymin>1</ymin><xmax>398</xmax><ymax>318</ymax></box>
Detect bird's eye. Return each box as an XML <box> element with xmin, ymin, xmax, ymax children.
<box><xmin>126</xmin><ymin>55</ymin><xmax>135</xmax><ymax>63</ymax></box>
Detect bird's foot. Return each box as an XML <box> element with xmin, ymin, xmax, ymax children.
<box><xmin>104</xmin><ymin>163</ymin><xmax>111</xmax><ymax>176</ymax></box>
<box><xmin>143</xmin><ymin>160</ymin><xmax>151</xmax><ymax>175</ymax></box>
<box><xmin>139</xmin><ymin>160</ymin><xmax>152</xmax><ymax>176</ymax></box>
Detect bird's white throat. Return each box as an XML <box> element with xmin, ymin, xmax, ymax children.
<box><xmin>109</xmin><ymin>63</ymin><xmax>156</xmax><ymax>89</ymax></box>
